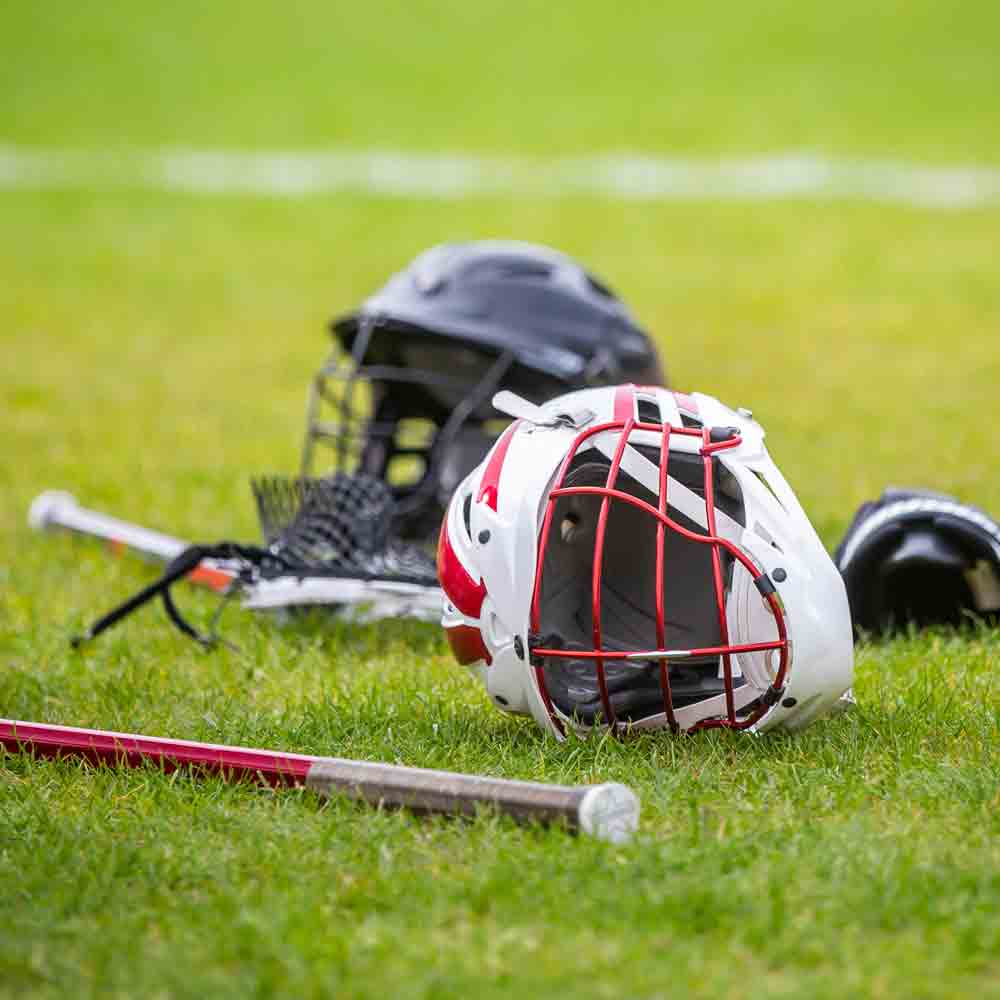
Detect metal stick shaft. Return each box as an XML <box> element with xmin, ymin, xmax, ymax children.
<box><xmin>0</xmin><ymin>719</ymin><xmax>639</xmax><ymax>841</ymax></box>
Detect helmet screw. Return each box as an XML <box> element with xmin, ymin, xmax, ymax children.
<box><xmin>772</xmin><ymin>568</ymin><xmax>787</xmax><ymax>582</ymax></box>
<box><xmin>513</xmin><ymin>635</ymin><xmax>525</xmax><ymax>660</ymax></box>
<box><xmin>478</xmin><ymin>530</ymin><xmax>491</xmax><ymax>544</ymax></box>
<box><xmin>781</xmin><ymin>697</ymin><xmax>798</xmax><ymax>709</ymax></box>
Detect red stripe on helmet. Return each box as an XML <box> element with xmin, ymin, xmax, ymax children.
<box><xmin>613</xmin><ymin>384</ymin><xmax>636</xmax><ymax>422</ymax></box>
<box><xmin>436</xmin><ymin>519</ymin><xmax>486</xmax><ymax>618</ymax></box>
<box><xmin>476</xmin><ymin>420</ymin><xmax>521</xmax><ymax>511</ymax></box>
<box><xmin>445</xmin><ymin>624</ymin><xmax>492</xmax><ymax>666</ymax></box>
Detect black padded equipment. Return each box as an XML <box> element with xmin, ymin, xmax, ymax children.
<box><xmin>835</xmin><ymin>488</ymin><xmax>1000</xmax><ymax>634</ymax></box>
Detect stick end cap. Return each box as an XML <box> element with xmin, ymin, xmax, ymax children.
<box><xmin>29</xmin><ymin>491</ymin><xmax>77</xmax><ymax>530</ymax></box>
<box><xmin>578</xmin><ymin>783</ymin><xmax>640</xmax><ymax>843</ymax></box>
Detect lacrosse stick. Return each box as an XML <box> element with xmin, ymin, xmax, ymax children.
<box><xmin>0</xmin><ymin>719</ymin><xmax>639</xmax><ymax>843</ymax></box>
<box><xmin>29</xmin><ymin>484</ymin><xmax>444</xmax><ymax>631</ymax></box>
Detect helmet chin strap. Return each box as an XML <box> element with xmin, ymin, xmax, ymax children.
<box><xmin>589</xmin><ymin>433</ymin><xmax>744</xmax><ymax>542</ymax></box>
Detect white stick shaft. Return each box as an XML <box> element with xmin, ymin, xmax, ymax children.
<box><xmin>29</xmin><ymin>491</ymin><xmax>188</xmax><ymax>559</ymax></box>
<box><xmin>28</xmin><ymin>491</ymin><xmax>236</xmax><ymax>591</ymax></box>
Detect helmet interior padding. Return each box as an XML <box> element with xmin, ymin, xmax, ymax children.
<box><xmin>536</xmin><ymin>451</ymin><xmax>746</xmax><ymax>724</ymax></box>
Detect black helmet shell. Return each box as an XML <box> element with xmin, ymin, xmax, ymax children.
<box><xmin>332</xmin><ymin>241</ymin><xmax>665</xmax><ymax>386</ymax></box>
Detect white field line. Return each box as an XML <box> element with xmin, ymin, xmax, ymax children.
<box><xmin>2</xmin><ymin>146</ymin><xmax>1000</xmax><ymax>208</ymax></box>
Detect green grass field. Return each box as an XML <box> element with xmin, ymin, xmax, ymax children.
<box><xmin>2</xmin><ymin>2</ymin><xmax>999</xmax><ymax>997</ymax></box>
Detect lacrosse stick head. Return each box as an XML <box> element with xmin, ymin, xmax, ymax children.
<box><xmin>251</xmin><ymin>473</ymin><xmax>438</xmax><ymax>588</ymax></box>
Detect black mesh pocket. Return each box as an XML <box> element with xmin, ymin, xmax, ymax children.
<box><xmin>250</xmin><ymin>474</ymin><xmax>437</xmax><ymax>585</ymax></box>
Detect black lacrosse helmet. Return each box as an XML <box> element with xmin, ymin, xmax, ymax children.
<box><xmin>835</xmin><ymin>487</ymin><xmax>1000</xmax><ymax>634</ymax></box>
<box><xmin>301</xmin><ymin>240</ymin><xmax>666</xmax><ymax>544</ymax></box>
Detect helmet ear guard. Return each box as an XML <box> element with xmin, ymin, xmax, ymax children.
<box><xmin>835</xmin><ymin>488</ymin><xmax>1000</xmax><ymax>635</ymax></box>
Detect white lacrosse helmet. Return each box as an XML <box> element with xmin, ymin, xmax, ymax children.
<box><xmin>437</xmin><ymin>384</ymin><xmax>853</xmax><ymax>737</ymax></box>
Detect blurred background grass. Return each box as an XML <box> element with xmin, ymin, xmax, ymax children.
<box><xmin>1</xmin><ymin>2</ymin><xmax>998</xmax><ymax>997</ymax></box>
<box><xmin>3</xmin><ymin>1</ymin><xmax>999</xmax><ymax>543</ymax></box>
<box><xmin>4</xmin><ymin>0</ymin><xmax>1000</xmax><ymax>158</ymax></box>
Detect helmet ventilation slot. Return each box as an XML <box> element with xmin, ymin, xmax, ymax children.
<box><xmin>636</xmin><ymin>396</ymin><xmax>662</xmax><ymax>425</ymax></box>
<box><xmin>753</xmin><ymin>471</ymin><xmax>787</xmax><ymax>512</ymax></box>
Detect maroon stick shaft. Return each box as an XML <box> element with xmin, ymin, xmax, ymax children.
<box><xmin>0</xmin><ymin>719</ymin><xmax>312</xmax><ymax>785</ymax></box>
